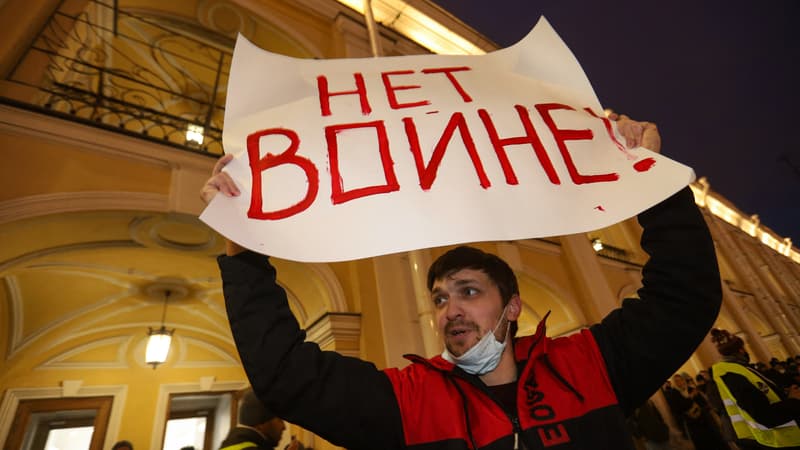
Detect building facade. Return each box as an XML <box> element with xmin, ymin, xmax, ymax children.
<box><xmin>1</xmin><ymin>1</ymin><xmax>798</xmax><ymax>449</ymax></box>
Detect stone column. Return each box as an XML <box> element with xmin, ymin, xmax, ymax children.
<box><xmin>306</xmin><ymin>312</ymin><xmax>363</xmax><ymax>358</ymax></box>
<box><xmin>560</xmin><ymin>233</ymin><xmax>618</xmax><ymax>323</ymax></box>
<box><xmin>407</xmin><ymin>249</ymin><xmax>441</xmax><ymax>357</ymax></box>
<box><xmin>0</xmin><ymin>0</ymin><xmax>62</xmax><ymax>78</ymax></box>
<box><xmin>719</xmin><ymin>286</ymin><xmax>772</xmax><ymax>363</ymax></box>
<box><xmin>757</xmin><ymin>244</ymin><xmax>800</xmax><ymax>317</ymax></box>
<box><xmin>372</xmin><ymin>253</ymin><xmax>426</xmax><ymax>368</ymax></box>
<box><xmin>693</xmin><ymin>336</ymin><xmax>721</xmax><ymax>369</ymax></box>
<box><xmin>742</xmin><ymin>237</ymin><xmax>800</xmax><ymax>339</ymax></box>
<box><xmin>778</xmin><ymin>256</ymin><xmax>800</xmax><ymax>288</ymax></box>
<box><xmin>728</xmin><ymin>231</ymin><xmax>800</xmax><ymax>354</ymax></box>
<box><xmin>704</xmin><ymin>211</ymin><xmax>800</xmax><ymax>355</ymax></box>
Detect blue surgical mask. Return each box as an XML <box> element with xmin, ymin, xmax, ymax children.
<box><xmin>441</xmin><ymin>305</ymin><xmax>510</xmax><ymax>375</ymax></box>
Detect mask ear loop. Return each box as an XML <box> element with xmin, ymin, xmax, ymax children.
<box><xmin>492</xmin><ymin>303</ymin><xmax>512</xmax><ymax>343</ymax></box>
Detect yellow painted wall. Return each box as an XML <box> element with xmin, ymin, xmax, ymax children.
<box><xmin>0</xmin><ymin>132</ymin><xmax>171</xmax><ymax>202</ymax></box>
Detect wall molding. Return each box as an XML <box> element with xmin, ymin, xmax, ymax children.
<box><xmin>0</xmin><ymin>384</ymin><xmax>127</xmax><ymax>450</ymax></box>
<box><xmin>0</xmin><ymin>191</ymin><xmax>169</xmax><ymax>225</ymax></box>
<box><xmin>174</xmin><ymin>336</ymin><xmax>240</xmax><ymax>368</ymax></box>
<box><xmin>305</xmin><ymin>312</ymin><xmax>362</xmax><ymax>358</ymax></box>
<box><xmin>37</xmin><ymin>336</ymin><xmax>131</xmax><ymax>370</ymax></box>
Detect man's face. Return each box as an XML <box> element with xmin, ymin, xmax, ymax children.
<box><xmin>672</xmin><ymin>375</ymin><xmax>687</xmax><ymax>390</ymax></box>
<box><xmin>432</xmin><ymin>268</ymin><xmax>510</xmax><ymax>357</ymax></box>
<box><xmin>260</xmin><ymin>417</ymin><xmax>286</xmax><ymax>447</ymax></box>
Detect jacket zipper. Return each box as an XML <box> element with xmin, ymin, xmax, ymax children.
<box><xmin>511</xmin><ymin>416</ymin><xmax>521</xmax><ymax>450</ymax></box>
<box><xmin>437</xmin><ymin>364</ymin><xmax>526</xmax><ymax>450</ymax></box>
<box><xmin>463</xmin><ymin>373</ymin><xmax>522</xmax><ymax>450</ymax></box>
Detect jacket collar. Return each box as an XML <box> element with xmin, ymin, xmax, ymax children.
<box><xmin>514</xmin><ymin>311</ymin><xmax>550</xmax><ymax>362</ymax></box>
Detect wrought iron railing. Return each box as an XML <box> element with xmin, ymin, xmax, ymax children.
<box><xmin>587</xmin><ymin>238</ymin><xmax>640</xmax><ymax>265</ymax></box>
<box><xmin>3</xmin><ymin>0</ymin><xmax>231</xmax><ymax>155</ymax></box>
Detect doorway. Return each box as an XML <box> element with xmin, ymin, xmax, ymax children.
<box><xmin>163</xmin><ymin>392</ymin><xmax>234</xmax><ymax>450</ymax></box>
<box><xmin>4</xmin><ymin>396</ymin><xmax>112</xmax><ymax>450</ymax></box>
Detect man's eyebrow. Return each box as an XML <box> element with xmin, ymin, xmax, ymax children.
<box><xmin>431</xmin><ymin>277</ymin><xmax>482</xmax><ymax>294</ymax></box>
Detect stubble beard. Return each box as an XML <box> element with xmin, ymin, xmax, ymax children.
<box><xmin>444</xmin><ymin>319</ymin><xmax>481</xmax><ymax>356</ymax></box>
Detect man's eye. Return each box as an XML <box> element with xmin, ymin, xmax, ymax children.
<box><xmin>433</xmin><ymin>295</ymin><xmax>447</xmax><ymax>306</ymax></box>
<box><xmin>463</xmin><ymin>287</ymin><xmax>479</xmax><ymax>296</ymax></box>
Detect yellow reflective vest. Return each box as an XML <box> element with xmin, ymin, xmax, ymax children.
<box><xmin>713</xmin><ymin>361</ymin><xmax>800</xmax><ymax>448</ymax></box>
<box><xmin>219</xmin><ymin>442</ymin><xmax>259</xmax><ymax>450</ymax></box>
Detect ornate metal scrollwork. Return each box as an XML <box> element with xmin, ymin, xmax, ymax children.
<box><xmin>5</xmin><ymin>0</ymin><xmax>231</xmax><ymax>156</ymax></box>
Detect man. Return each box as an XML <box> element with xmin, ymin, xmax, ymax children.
<box><xmin>710</xmin><ymin>328</ymin><xmax>800</xmax><ymax>449</ymax></box>
<box><xmin>629</xmin><ymin>400</ymin><xmax>670</xmax><ymax>450</ymax></box>
<box><xmin>111</xmin><ymin>441</ymin><xmax>133</xmax><ymax>450</ymax></box>
<box><xmin>203</xmin><ymin>115</ymin><xmax>721</xmax><ymax>449</ymax></box>
<box><xmin>664</xmin><ymin>373</ymin><xmax>727</xmax><ymax>449</ymax></box>
<box><xmin>220</xmin><ymin>389</ymin><xmax>304</xmax><ymax>450</ymax></box>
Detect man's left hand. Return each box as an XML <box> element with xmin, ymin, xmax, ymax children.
<box><xmin>608</xmin><ymin>112</ymin><xmax>661</xmax><ymax>154</ymax></box>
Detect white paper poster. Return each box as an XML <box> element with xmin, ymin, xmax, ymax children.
<box><xmin>200</xmin><ymin>17</ymin><xmax>693</xmax><ymax>262</ymax></box>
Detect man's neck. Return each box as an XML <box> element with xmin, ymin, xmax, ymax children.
<box><xmin>238</xmin><ymin>424</ymin><xmax>268</xmax><ymax>441</ymax></box>
<box><xmin>722</xmin><ymin>352</ymin><xmax>749</xmax><ymax>365</ymax></box>
<box><xmin>480</xmin><ymin>345</ymin><xmax>518</xmax><ymax>386</ymax></box>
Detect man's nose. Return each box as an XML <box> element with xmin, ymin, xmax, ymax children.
<box><xmin>444</xmin><ymin>297</ymin><xmax>464</xmax><ymax>320</ymax></box>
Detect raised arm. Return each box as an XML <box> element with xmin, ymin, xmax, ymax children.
<box><xmin>590</xmin><ymin>119</ymin><xmax>722</xmax><ymax>414</ymax></box>
<box><xmin>204</xmin><ymin>156</ymin><xmax>405</xmax><ymax>449</ymax></box>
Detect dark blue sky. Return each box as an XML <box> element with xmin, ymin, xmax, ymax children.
<box><xmin>431</xmin><ymin>0</ymin><xmax>800</xmax><ymax>244</ymax></box>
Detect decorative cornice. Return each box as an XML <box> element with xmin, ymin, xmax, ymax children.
<box><xmin>307</xmin><ymin>263</ymin><xmax>349</xmax><ymax>312</ymax></box>
<box><xmin>173</xmin><ymin>335</ymin><xmax>239</xmax><ymax>368</ymax></box>
<box><xmin>305</xmin><ymin>312</ymin><xmax>362</xmax><ymax>358</ymax></box>
<box><xmin>0</xmin><ymin>104</ymin><xmax>214</xmax><ymax>170</ymax></box>
<box><xmin>516</xmin><ymin>238</ymin><xmax>562</xmax><ymax>257</ymax></box>
<box><xmin>37</xmin><ymin>336</ymin><xmax>132</xmax><ymax>370</ymax></box>
<box><xmin>0</xmin><ymin>191</ymin><xmax>169</xmax><ymax>225</ymax></box>
<box><xmin>691</xmin><ymin>182</ymin><xmax>798</xmax><ymax>263</ymax></box>
<box><xmin>0</xmin><ymin>240</ymin><xmax>142</xmax><ymax>273</ymax></box>
<box><xmin>8</xmin><ymin>290</ymin><xmax>133</xmax><ymax>361</ymax></box>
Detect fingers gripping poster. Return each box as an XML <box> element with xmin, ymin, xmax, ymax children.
<box><xmin>200</xmin><ymin>17</ymin><xmax>693</xmax><ymax>262</ymax></box>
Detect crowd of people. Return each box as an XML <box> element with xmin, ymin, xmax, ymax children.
<box><xmin>629</xmin><ymin>333</ymin><xmax>800</xmax><ymax>450</ymax></box>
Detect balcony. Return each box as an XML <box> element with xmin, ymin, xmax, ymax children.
<box><xmin>2</xmin><ymin>0</ymin><xmax>230</xmax><ymax>156</ymax></box>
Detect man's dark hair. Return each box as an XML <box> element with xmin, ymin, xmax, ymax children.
<box><xmin>427</xmin><ymin>246</ymin><xmax>519</xmax><ymax>304</ymax></box>
<box><xmin>112</xmin><ymin>441</ymin><xmax>133</xmax><ymax>450</ymax></box>
<box><xmin>239</xmin><ymin>388</ymin><xmax>275</xmax><ymax>426</ymax></box>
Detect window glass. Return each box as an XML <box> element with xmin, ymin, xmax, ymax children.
<box><xmin>43</xmin><ymin>426</ymin><xmax>94</xmax><ymax>450</ymax></box>
<box><xmin>163</xmin><ymin>417</ymin><xmax>206</xmax><ymax>450</ymax></box>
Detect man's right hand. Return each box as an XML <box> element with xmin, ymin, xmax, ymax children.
<box><xmin>285</xmin><ymin>436</ymin><xmax>311</xmax><ymax>450</ymax></box>
<box><xmin>200</xmin><ymin>154</ymin><xmax>246</xmax><ymax>256</ymax></box>
<box><xmin>200</xmin><ymin>154</ymin><xmax>240</xmax><ymax>205</ymax></box>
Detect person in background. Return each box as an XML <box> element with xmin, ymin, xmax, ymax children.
<box><xmin>629</xmin><ymin>400</ymin><xmax>671</xmax><ymax>450</ymax></box>
<box><xmin>665</xmin><ymin>373</ymin><xmax>728</xmax><ymax>450</ymax></box>
<box><xmin>710</xmin><ymin>328</ymin><xmax>800</xmax><ymax>449</ymax></box>
<box><xmin>219</xmin><ymin>389</ymin><xmax>308</xmax><ymax>450</ymax></box>
<box><xmin>111</xmin><ymin>441</ymin><xmax>133</xmax><ymax>450</ymax></box>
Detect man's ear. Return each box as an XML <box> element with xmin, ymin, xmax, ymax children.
<box><xmin>506</xmin><ymin>295</ymin><xmax>522</xmax><ymax>321</ymax></box>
